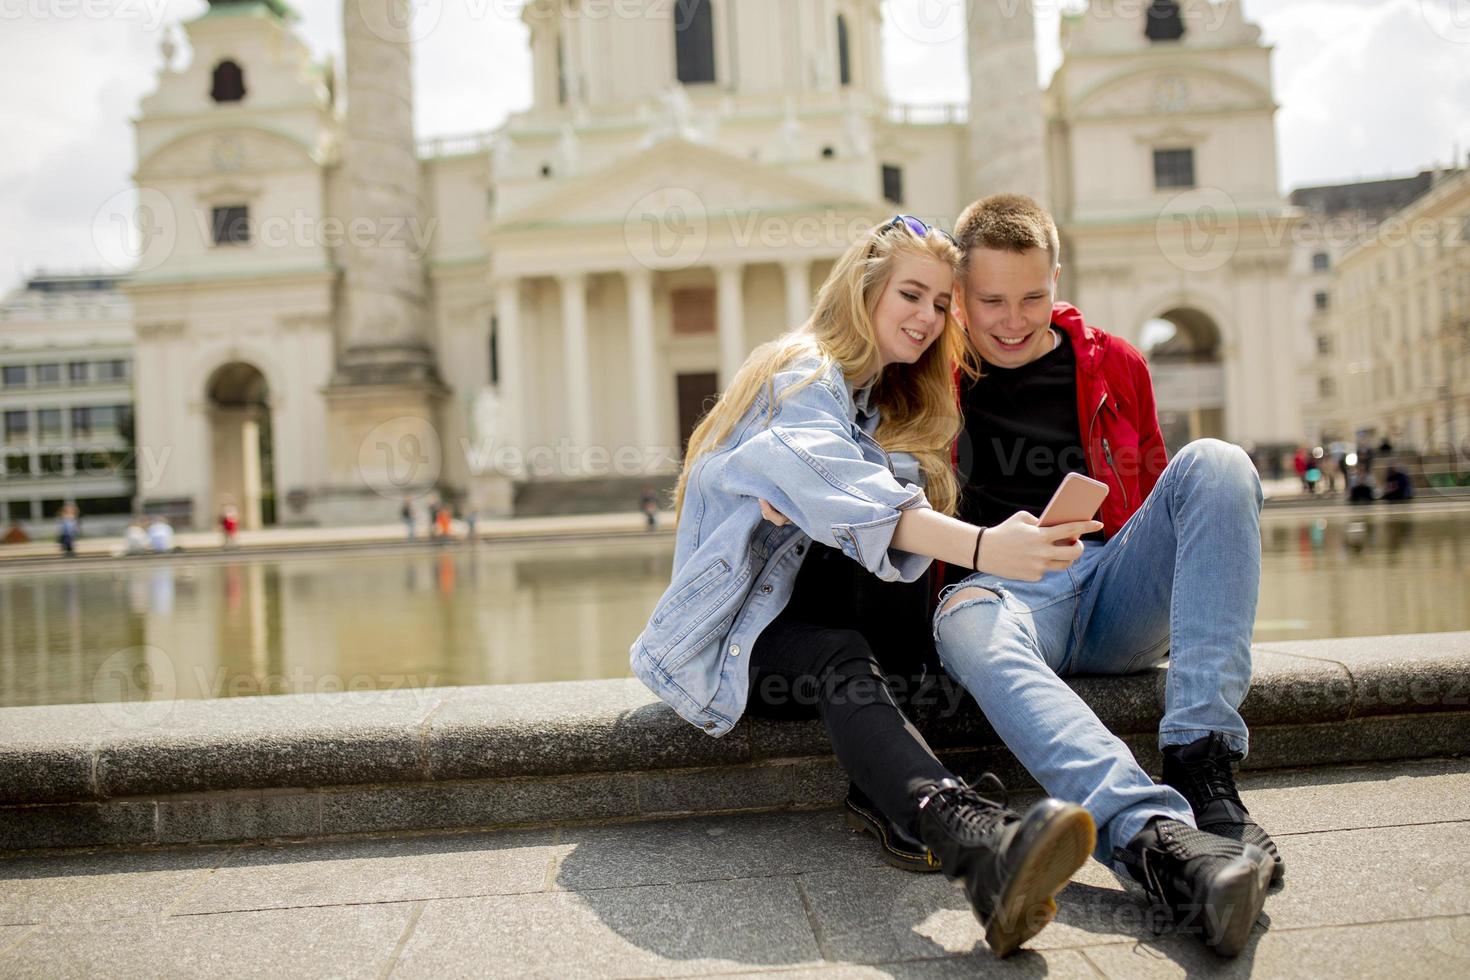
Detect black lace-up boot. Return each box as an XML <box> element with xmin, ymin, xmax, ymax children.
<box><xmin>914</xmin><ymin>776</ymin><xmax>1095</xmax><ymax>958</ymax></box>
<box><xmin>842</xmin><ymin>782</ymin><xmax>939</xmax><ymax>873</ymax></box>
<box><xmin>1116</xmin><ymin>817</ymin><xmax>1273</xmax><ymax>957</ymax></box>
<box><xmin>1163</xmin><ymin>732</ymin><xmax>1283</xmax><ymax>884</ymax></box>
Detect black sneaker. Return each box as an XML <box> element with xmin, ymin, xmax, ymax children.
<box><xmin>842</xmin><ymin>782</ymin><xmax>940</xmax><ymax>873</ymax></box>
<box><xmin>915</xmin><ymin>776</ymin><xmax>1095</xmax><ymax>958</ymax></box>
<box><xmin>1163</xmin><ymin>732</ymin><xmax>1284</xmax><ymax>884</ymax></box>
<box><xmin>1116</xmin><ymin>817</ymin><xmax>1272</xmax><ymax>958</ymax></box>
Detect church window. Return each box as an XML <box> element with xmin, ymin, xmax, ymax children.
<box><xmin>210</xmin><ymin>60</ymin><xmax>246</xmax><ymax>103</ymax></box>
<box><xmin>837</xmin><ymin>14</ymin><xmax>852</xmax><ymax>87</ymax></box>
<box><xmin>882</xmin><ymin>164</ymin><xmax>904</xmax><ymax>205</ymax></box>
<box><xmin>1153</xmin><ymin>148</ymin><xmax>1195</xmax><ymax>190</ymax></box>
<box><xmin>210</xmin><ymin>205</ymin><xmax>251</xmax><ymax>246</ymax></box>
<box><xmin>1313</xmin><ymin>251</ymin><xmax>1331</xmax><ymax>273</ymax></box>
<box><xmin>675</xmin><ymin>0</ymin><xmax>716</xmax><ymax>85</ymax></box>
<box><xmin>1145</xmin><ymin>1</ymin><xmax>1186</xmax><ymax>43</ymax></box>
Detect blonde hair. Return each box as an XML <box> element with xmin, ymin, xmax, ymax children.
<box><xmin>675</xmin><ymin>220</ymin><xmax>966</xmax><ymax>517</ymax></box>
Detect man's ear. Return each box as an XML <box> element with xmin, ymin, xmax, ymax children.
<box><xmin>951</xmin><ymin>280</ymin><xmax>969</xmax><ymax>328</ymax></box>
<box><xmin>1052</xmin><ymin>263</ymin><xmax>1062</xmax><ymax>289</ymax></box>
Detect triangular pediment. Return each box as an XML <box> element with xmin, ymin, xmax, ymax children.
<box><xmin>493</xmin><ymin>138</ymin><xmax>876</xmax><ymax>231</ymax></box>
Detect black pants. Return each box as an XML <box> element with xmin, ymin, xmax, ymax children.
<box><xmin>746</xmin><ymin>542</ymin><xmax>951</xmax><ymax>835</ymax></box>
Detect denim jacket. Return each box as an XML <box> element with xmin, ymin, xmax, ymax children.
<box><xmin>629</xmin><ymin>352</ymin><xmax>934</xmax><ymax>737</ymax></box>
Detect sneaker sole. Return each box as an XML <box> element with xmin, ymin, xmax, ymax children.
<box><xmin>978</xmin><ymin>803</ymin><xmax>1096</xmax><ymax>958</ymax></box>
<box><xmin>843</xmin><ymin>802</ymin><xmax>939</xmax><ymax>874</ymax></box>
<box><xmin>1201</xmin><ymin>844</ymin><xmax>1272</xmax><ymax>957</ymax></box>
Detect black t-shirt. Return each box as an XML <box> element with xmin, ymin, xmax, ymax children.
<box><xmin>955</xmin><ymin>327</ymin><xmax>1092</xmax><ymax>536</ymax></box>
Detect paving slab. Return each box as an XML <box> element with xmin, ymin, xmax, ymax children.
<box><xmin>1079</xmin><ymin>915</ymin><xmax>1470</xmax><ymax>979</ymax></box>
<box><xmin>0</xmin><ymin>902</ymin><xmax>414</xmax><ymax>980</ymax></box>
<box><xmin>1229</xmin><ymin>756</ymin><xmax>1470</xmax><ymax>834</ymax></box>
<box><xmin>659</xmin><ymin>949</ymin><xmax>1104</xmax><ymax>979</ymax></box>
<box><xmin>174</xmin><ymin>826</ymin><xmax>562</xmax><ymax>915</ymax></box>
<box><xmin>553</xmin><ymin>809</ymin><xmax>876</xmax><ymax>892</ymax></box>
<box><xmin>0</xmin><ymin>845</ymin><xmax>234</xmax><ymax>926</ymax></box>
<box><xmin>390</xmin><ymin>877</ymin><xmax>823</xmax><ymax>979</ymax></box>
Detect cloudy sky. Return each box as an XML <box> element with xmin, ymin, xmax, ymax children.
<box><xmin>2</xmin><ymin>0</ymin><xmax>1468</xmax><ymax>295</ymax></box>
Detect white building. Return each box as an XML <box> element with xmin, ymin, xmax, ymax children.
<box><xmin>0</xmin><ymin>274</ymin><xmax>137</xmax><ymax>536</ymax></box>
<box><xmin>115</xmin><ymin>0</ymin><xmax>1310</xmax><ymax>528</ymax></box>
<box><xmin>1313</xmin><ymin>168</ymin><xmax>1470</xmax><ymax>455</ymax></box>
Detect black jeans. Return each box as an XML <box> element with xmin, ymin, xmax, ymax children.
<box><xmin>747</xmin><ymin>542</ymin><xmax>952</xmax><ymax>835</ymax></box>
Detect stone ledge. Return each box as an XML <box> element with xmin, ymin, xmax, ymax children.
<box><xmin>1</xmin><ymin>632</ymin><xmax>1467</xmax><ymax>852</ymax></box>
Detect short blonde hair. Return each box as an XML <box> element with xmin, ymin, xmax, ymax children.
<box><xmin>954</xmin><ymin>193</ymin><xmax>1060</xmax><ymax>269</ymax></box>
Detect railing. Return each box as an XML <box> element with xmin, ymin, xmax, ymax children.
<box><xmin>417</xmin><ymin>131</ymin><xmax>497</xmax><ymax>159</ymax></box>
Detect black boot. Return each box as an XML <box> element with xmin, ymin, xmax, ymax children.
<box><xmin>842</xmin><ymin>782</ymin><xmax>939</xmax><ymax>873</ymax></box>
<box><xmin>915</xmin><ymin>776</ymin><xmax>1095</xmax><ymax>958</ymax></box>
<box><xmin>1116</xmin><ymin>817</ymin><xmax>1272</xmax><ymax>958</ymax></box>
<box><xmin>1163</xmin><ymin>732</ymin><xmax>1284</xmax><ymax>884</ymax></box>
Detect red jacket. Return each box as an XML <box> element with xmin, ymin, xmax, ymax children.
<box><xmin>1049</xmin><ymin>303</ymin><xmax>1168</xmax><ymax>537</ymax></box>
<box><xmin>950</xmin><ymin>303</ymin><xmax>1168</xmax><ymax>540</ymax></box>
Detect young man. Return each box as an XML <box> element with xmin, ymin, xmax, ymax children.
<box><xmin>933</xmin><ymin>194</ymin><xmax>1280</xmax><ymax>958</ymax></box>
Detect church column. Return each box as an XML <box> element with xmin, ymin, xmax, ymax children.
<box><xmin>560</xmin><ymin>273</ymin><xmax>594</xmax><ymax>450</ymax></box>
<box><xmin>625</xmin><ymin>268</ymin><xmax>660</xmax><ymax>453</ymax></box>
<box><xmin>782</xmin><ymin>259</ymin><xmax>811</xmax><ymax>330</ymax></box>
<box><xmin>494</xmin><ymin>279</ymin><xmax>525</xmax><ymax>451</ymax></box>
<box><xmin>716</xmin><ymin>263</ymin><xmax>746</xmax><ymax>390</ymax></box>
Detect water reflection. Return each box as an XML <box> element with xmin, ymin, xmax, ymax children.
<box><xmin>2</xmin><ymin>513</ymin><xmax>1468</xmax><ymax>708</ymax></box>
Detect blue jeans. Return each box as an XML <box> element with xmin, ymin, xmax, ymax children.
<box><xmin>933</xmin><ymin>439</ymin><xmax>1263</xmax><ymax>868</ymax></box>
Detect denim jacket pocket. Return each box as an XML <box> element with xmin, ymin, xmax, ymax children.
<box><xmin>650</xmin><ymin>557</ymin><xmax>731</xmax><ymax>628</ymax></box>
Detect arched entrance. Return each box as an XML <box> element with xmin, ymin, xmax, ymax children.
<box><xmin>206</xmin><ymin>362</ymin><xmax>275</xmax><ymax>530</ymax></box>
<box><xmin>1140</xmin><ymin>307</ymin><xmax>1226</xmax><ymax>455</ymax></box>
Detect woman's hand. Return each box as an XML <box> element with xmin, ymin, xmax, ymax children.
<box><xmin>975</xmin><ymin>511</ymin><xmax>1103</xmax><ymax>581</ymax></box>
<box><xmin>758</xmin><ymin>499</ymin><xmax>791</xmax><ymax>527</ymax></box>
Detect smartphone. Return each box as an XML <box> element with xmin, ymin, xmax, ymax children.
<box><xmin>1038</xmin><ymin>472</ymin><xmax>1109</xmax><ymax>528</ymax></box>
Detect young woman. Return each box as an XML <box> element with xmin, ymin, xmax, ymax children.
<box><xmin>630</xmin><ymin>216</ymin><xmax>1102</xmax><ymax>958</ymax></box>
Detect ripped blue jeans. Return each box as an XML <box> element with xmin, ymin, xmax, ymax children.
<box><xmin>932</xmin><ymin>439</ymin><xmax>1264</xmax><ymax>867</ymax></box>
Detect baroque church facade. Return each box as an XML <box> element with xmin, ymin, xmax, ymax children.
<box><xmin>126</xmin><ymin>0</ymin><xmax>1303</xmax><ymax>529</ymax></box>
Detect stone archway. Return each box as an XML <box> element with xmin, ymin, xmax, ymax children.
<box><xmin>1140</xmin><ymin>307</ymin><xmax>1226</xmax><ymax>454</ymax></box>
<box><xmin>206</xmin><ymin>361</ymin><xmax>275</xmax><ymax>530</ymax></box>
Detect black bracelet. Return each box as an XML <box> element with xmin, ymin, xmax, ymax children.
<box><xmin>971</xmin><ymin>526</ymin><xmax>985</xmax><ymax>571</ymax></box>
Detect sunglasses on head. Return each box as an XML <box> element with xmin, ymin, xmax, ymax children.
<box><xmin>883</xmin><ymin>213</ymin><xmax>959</xmax><ymax>248</ymax></box>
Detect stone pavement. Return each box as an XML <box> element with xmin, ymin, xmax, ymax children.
<box><xmin>1</xmin><ymin>757</ymin><xmax>1467</xmax><ymax>979</ymax></box>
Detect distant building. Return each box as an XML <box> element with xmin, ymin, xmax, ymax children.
<box><xmin>1289</xmin><ymin>172</ymin><xmax>1447</xmax><ymax>446</ymax></box>
<box><xmin>0</xmin><ymin>273</ymin><xmax>137</xmax><ymax>536</ymax></box>
<box><xmin>1310</xmin><ymin>168</ymin><xmax>1470</xmax><ymax>452</ymax></box>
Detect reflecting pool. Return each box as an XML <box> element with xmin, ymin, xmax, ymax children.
<box><xmin>2</xmin><ymin>509</ymin><xmax>1467</xmax><ymax>708</ymax></box>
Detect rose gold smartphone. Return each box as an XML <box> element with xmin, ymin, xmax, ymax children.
<box><xmin>1038</xmin><ymin>472</ymin><xmax>1110</xmax><ymax>528</ymax></box>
